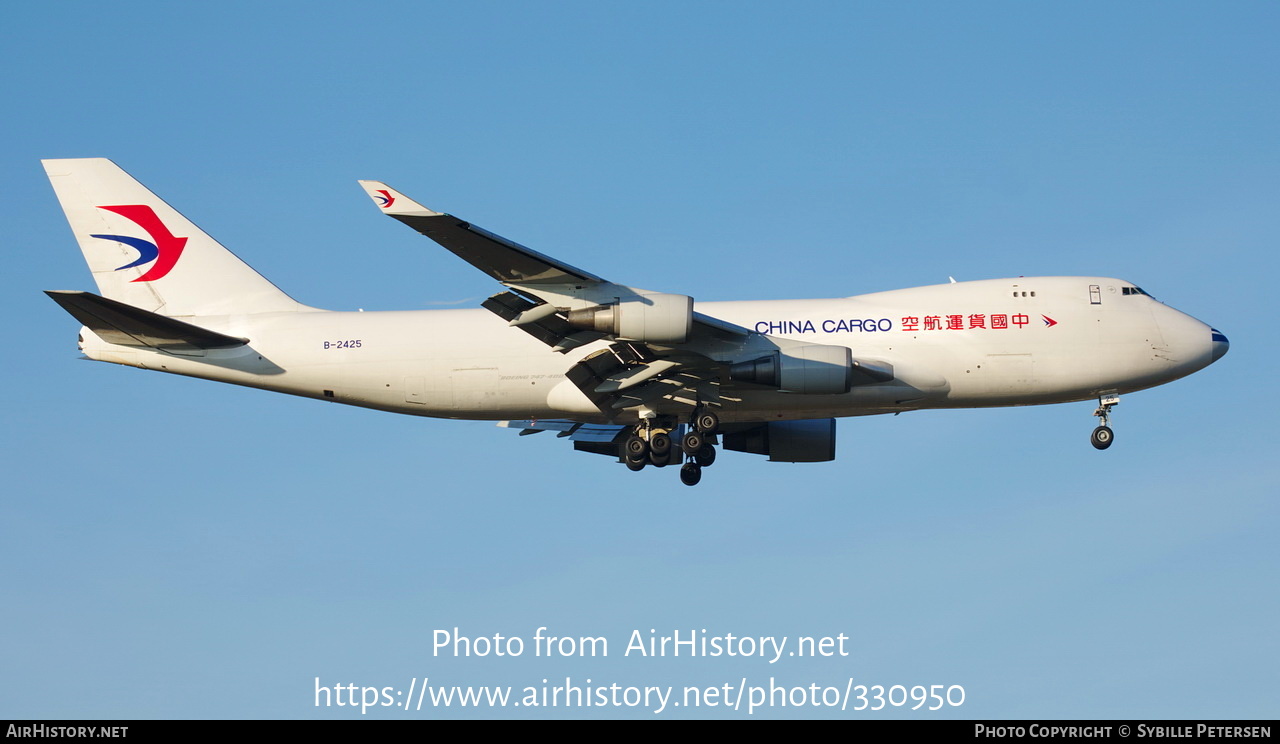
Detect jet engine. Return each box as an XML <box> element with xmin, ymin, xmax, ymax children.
<box><xmin>723</xmin><ymin>419</ymin><xmax>837</xmax><ymax>462</ymax></box>
<box><xmin>565</xmin><ymin>293</ymin><xmax>693</xmax><ymax>344</ymax></box>
<box><xmin>729</xmin><ymin>344</ymin><xmax>854</xmax><ymax>394</ymax></box>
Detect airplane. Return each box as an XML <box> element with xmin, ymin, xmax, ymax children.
<box><xmin>43</xmin><ymin>158</ymin><xmax>1229</xmax><ymax>486</ymax></box>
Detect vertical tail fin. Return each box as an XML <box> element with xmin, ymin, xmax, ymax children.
<box><xmin>43</xmin><ymin>158</ymin><xmax>302</xmax><ymax>317</ymax></box>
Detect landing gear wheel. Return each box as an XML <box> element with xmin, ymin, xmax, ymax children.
<box><xmin>648</xmin><ymin>432</ymin><xmax>672</xmax><ymax>467</ymax></box>
<box><xmin>695</xmin><ymin>444</ymin><xmax>716</xmax><ymax>467</ymax></box>
<box><xmin>648</xmin><ymin>432</ymin><xmax>672</xmax><ymax>466</ymax></box>
<box><xmin>681</xmin><ymin>431</ymin><xmax>704</xmax><ymax>455</ymax></box>
<box><xmin>695</xmin><ymin>410</ymin><xmax>720</xmax><ymax>434</ymax></box>
<box><xmin>679</xmin><ymin>462</ymin><xmax>702</xmax><ymax>486</ymax></box>
<box><xmin>624</xmin><ymin>435</ymin><xmax>648</xmax><ymax>458</ymax></box>
<box><xmin>624</xmin><ymin>455</ymin><xmax>647</xmax><ymax>471</ymax></box>
<box><xmin>1091</xmin><ymin>395</ymin><xmax>1119</xmax><ymax>450</ymax></box>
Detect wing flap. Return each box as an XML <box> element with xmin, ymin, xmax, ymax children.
<box><xmin>594</xmin><ymin>359</ymin><xmax>681</xmax><ymax>394</ymax></box>
<box><xmin>559</xmin><ymin>343</ymin><xmax>722</xmax><ymax>413</ymax></box>
<box><xmin>480</xmin><ymin>291</ymin><xmax>599</xmax><ymax>352</ymax></box>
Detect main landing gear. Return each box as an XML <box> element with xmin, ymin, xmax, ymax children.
<box><xmin>1090</xmin><ymin>395</ymin><xmax>1119</xmax><ymax>450</ymax></box>
<box><xmin>622</xmin><ymin>408</ymin><xmax>720</xmax><ymax>486</ymax></box>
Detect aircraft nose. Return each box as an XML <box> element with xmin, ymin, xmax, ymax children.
<box><xmin>1211</xmin><ymin>328</ymin><xmax>1229</xmax><ymax>362</ymax></box>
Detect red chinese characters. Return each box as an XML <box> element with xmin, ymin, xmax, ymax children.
<box><xmin>900</xmin><ymin>312</ymin><xmax>1039</xmax><ymax>332</ymax></box>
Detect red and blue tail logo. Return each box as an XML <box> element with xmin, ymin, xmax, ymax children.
<box><xmin>89</xmin><ymin>205</ymin><xmax>188</xmax><ymax>282</ymax></box>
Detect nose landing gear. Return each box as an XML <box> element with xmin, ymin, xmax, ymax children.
<box><xmin>1091</xmin><ymin>395</ymin><xmax>1119</xmax><ymax>450</ymax></box>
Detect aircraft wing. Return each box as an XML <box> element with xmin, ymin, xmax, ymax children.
<box><xmin>498</xmin><ymin>420</ymin><xmax>652</xmax><ymax>459</ymax></box>
<box><xmin>358</xmin><ymin>180</ymin><xmax>751</xmax><ymax>341</ymax></box>
<box><xmin>498</xmin><ymin>419</ymin><xmax>626</xmax><ymax>441</ymax></box>
<box><xmin>359</xmin><ymin>181</ymin><xmax>878</xmax><ymax>417</ymax></box>
<box><xmin>357</xmin><ymin>181</ymin><xmax>604</xmax><ymax>285</ymax></box>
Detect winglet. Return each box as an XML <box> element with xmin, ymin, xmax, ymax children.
<box><xmin>357</xmin><ymin>180</ymin><xmax>440</xmax><ymax>216</ymax></box>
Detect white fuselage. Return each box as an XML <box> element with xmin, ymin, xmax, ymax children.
<box><xmin>75</xmin><ymin>276</ymin><xmax>1221</xmax><ymax>424</ymax></box>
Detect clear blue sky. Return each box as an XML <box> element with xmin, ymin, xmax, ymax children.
<box><xmin>2</xmin><ymin>1</ymin><xmax>1275</xmax><ymax>719</ymax></box>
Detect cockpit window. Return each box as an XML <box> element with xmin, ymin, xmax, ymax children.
<box><xmin>1122</xmin><ymin>286</ymin><xmax>1155</xmax><ymax>299</ymax></box>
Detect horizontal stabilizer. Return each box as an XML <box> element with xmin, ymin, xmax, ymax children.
<box><xmin>45</xmin><ymin>290</ymin><xmax>248</xmax><ymax>351</ymax></box>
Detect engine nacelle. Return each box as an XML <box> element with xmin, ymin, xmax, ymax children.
<box><xmin>729</xmin><ymin>344</ymin><xmax>853</xmax><ymax>394</ymax></box>
<box><xmin>565</xmin><ymin>293</ymin><xmax>693</xmax><ymax>343</ymax></box>
<box><xmin>723</xmin><ymin>419</ymin><xmax>837</xmax><ymax>462</ymax></box>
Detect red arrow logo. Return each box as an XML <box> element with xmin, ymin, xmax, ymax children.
<box><xmin>1042</xmin><ymin>314</ymin><xmax>1058</xmax><ymax>327</ymax></box>
<box><xmin>96</xmin><ymin>205</ymin><xmax>188</xmax><ymax>282</ymax></box>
